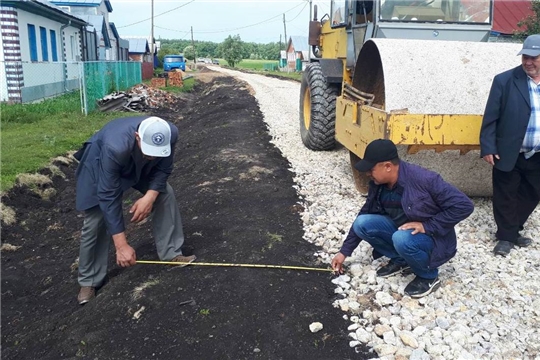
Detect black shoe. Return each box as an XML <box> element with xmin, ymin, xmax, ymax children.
<box><xmin>376</xmin><ymin>262</ymin><xmax>412</xmax><ymax>278</ymax></box>
<box><xmin>404</xmin><ymin>276</ymin><xmax>441</xmax><ymax>298</ymax></box>
<box><xmin>493</xmin><ymin>240</ymin><xmax>514</xmax><ymax>256</ymax></box>
<box><xmin>516</xmin><ymin>236</ymin><xmax>532</xmax><ymax>248</ymax></box>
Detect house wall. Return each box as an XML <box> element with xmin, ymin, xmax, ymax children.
<box><xmin>10</xmin><ymin>10</ymin><xmax>81</xmax><ymax>102</ymax></box>
<box><xmin>105</xmin><ymin>21</ymin><xmax>118</xmax><ymax>61</ymax></box>
<box><xmin>0</xmin><ymin>6</ymin><xmax>23</xmax><ymax>102</ymax></box>
<box><xmin>130</xmin><ymin>53</ymin><xmax>143</xmax><ymax>62</ymax></box>
<box><xmin>97</xmin><ymin>3</ymin><xmax>109</xmax><ymax>22</ymax></box>
<box><xmin>286</xmin><ymin>43</ymin><xmax>297</xmax><ymax>69</ymax></box>
<box><xmin>67</xmin><ymin>6</ymin><xmax>97</xmax><ymax>16</ymax></box>
<box><xmin>17</xmin><ymin>10</ymin><xmax>81</xmax><ymax>62</ymax></box>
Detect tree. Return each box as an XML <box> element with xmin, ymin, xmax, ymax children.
<box><xmin>157</xmin><ymin>45</ymin><xmax>177</xmax><ymax>65</ymax></box>
<box><xmin>515</xmin><ymin>0</ymin><xmax>540</xmax><ymax>38</ymax></box>
<box><xmin>261</xmin><ymin>42</ymin><xmax>281</xmax><ymax>60</ymax></box>
<box><xmin>183</xmin><ymin>45</ymin><xmax>196</xmax><ymax>61</ymax></box>
<box><xmin>220</xmin><ymin>35</ymin><xmax>244</xmax><ymax>67</ymax></box>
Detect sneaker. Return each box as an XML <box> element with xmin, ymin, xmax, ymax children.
<box><xmin>493</xmin><ymin>240</ymin><xmax>514</xmax><ymax>256</ymax></box>
<box><xmin>77</xmin><ymin>286</ymin><xmax>95</xmax><ymax>305</ymax></box>
<box><xmin>404</xmin><ymin>276</ymin><xmax>441</xmax><ymax>298</ymax></box>
<box><xmin>376</xmin><ymin>262</ymin><xmax>412</xmax><ymax>278</ymax></box>
<box><xmin>170</xmin><ymin>254</ymin><xmax>197</xmax><ymax>267</ymax></box>
<box><xmin>516</xmin><ymin>236</ymin><xmax>532</xmax><ymax>248</ymax></box>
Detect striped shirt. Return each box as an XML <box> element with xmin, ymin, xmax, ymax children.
<box><xmin>521</xmin><ymin>77</ymin><xmax>540</xmax><ymax>159</ymax></box>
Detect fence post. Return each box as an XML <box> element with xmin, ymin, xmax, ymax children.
<box><xmin>78</xmin><ymin>61</ymin><xmax>88</xmax><ymax>115</ymax></box>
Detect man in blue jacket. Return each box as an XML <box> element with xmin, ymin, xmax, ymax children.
<box><xmin>74</xmin><ymin>116</ymin><xmax>196</xmax><ymax>305</ymax></box>
<box><xmin>480</xmin><ymin>34</ymin><xmax>540</xmax><ymax>256</ymax></box>
<box><xmin>331</xmin><ymin>139</ymin><xmax>474</xmax><ymax>298</ymax></box>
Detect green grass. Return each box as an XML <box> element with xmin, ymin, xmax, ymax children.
<box><xmin>0</xmin><ymin>79</ymin><xmax>197</xmax><ymax>192</ymax></box>
<box><xmin>219</xmin><ymin>59</ymin><xmax>302</xmax><ymax>81</ymax></box>
<box><xmin>1</xmin><ymin>92</ymin><xmax>129</xmax><ymax>191</ymax></box>
<box><xmin>163</xmin><ymin>77</ymin><xmax>195</xmax><ymax>93</ymax></box>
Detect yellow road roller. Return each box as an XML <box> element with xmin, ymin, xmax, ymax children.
<box><xmin>299</xmin><ymin>0</ymin><xmax>522</xmax><ymax>196</ymax></box>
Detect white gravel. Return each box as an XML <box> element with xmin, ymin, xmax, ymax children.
<box><xmin>210</xmin><ymin>66</ymin><xmax>540</xmax><ymax>360</ymax></box>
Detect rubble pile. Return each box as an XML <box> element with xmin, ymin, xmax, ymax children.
<box><xmin>97</xmin><ymin>84</ymin><xmax>179</xmax><ymax>112</ymax></box>
<box><xmin>151</xmin><ymin>78</ymin><xmax>167</xmax><ymax>88</ymax></box>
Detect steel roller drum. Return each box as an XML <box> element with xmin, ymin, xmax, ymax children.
<box><xmin>352</xmin><ymin>39</ymin><xmax>523</xmax><ymax>196</ymax></box>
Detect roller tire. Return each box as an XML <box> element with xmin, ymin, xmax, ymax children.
<box><xmin>299</xmin><ymin>62</ymin><xmax>339</xmax><ymax>151</ymax></box>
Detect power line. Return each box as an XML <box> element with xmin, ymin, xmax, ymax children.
<box><xmin>155</xmin><ymin>26</ymin><xmax>191</xmax><ymax>38</ymax></box>
<box><xmin>146</xmin><ymin>1</ymin><xmax>304</xmax><ymax>35</ymax></box>
<box><xmin>286</xmin><ymin>1</ymin><xmax>309</xmax><ymax>23</ymax></box>
<box><xmin>117</xmin><ymin>0</ymin><xmax>196</xmax><ymax>28</ymax></box>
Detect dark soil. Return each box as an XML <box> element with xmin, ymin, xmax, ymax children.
<box><xmin>1</xmin><ymin>71</ymin><xmax>374</xmax><ymax>360</ymax></box>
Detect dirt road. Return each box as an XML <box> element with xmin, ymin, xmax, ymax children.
<box><xmin>1</xmin><ymin>70</ymin><xmax>373</xmax><ymax>359</ymax></box>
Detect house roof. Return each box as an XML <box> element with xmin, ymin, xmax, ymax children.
<box><xmin>126</xmin><ymin>37</ymin><xmax>149</xmax><ymax>54</ymax></box>
<box><xmin>49</xmin><ymin>0</ymin><xmax>112</xmax><ymax>12</ymax></box>
<box><xmin>109</xmin><ymin>22</ymin><xmax>120</xmax><ymax>40</ymax></box>
<box><xmin>492</xmin><ymin>0</ymin><xmax>534</xmax><ymax>35</ymax></box>
<box><xmin>3</xmin><ymin>0</ymin><xmax>88</xmax><ymax>25</ymax></box>
<box><xmin>288</xmin><ymin>36</ymin><xmax>309</xmax><ymax>52</ymax></box>
<box><xmin>119</xmin><ymin>38</ymin><xmax>129</xmax><ymax>49</ymax></box>
<box><xmin>80</xmin><ymin>14</ymin><xmax>110</xmax><ymax>47</ymax></box>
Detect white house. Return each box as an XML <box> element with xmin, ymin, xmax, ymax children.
<box><xmin>286</xmin><ymin>36</ymin><xmax>310</xmax><ymax>71</ymax></box>
<box><xmin>0</xmin><ymin>0</ymin><xmax>89</xmax><ymax>103</ymax></box>
<box><xmin>49</xmin><ymin>0</ymin><xmax>121</xmax><ymax>60</ymax></box>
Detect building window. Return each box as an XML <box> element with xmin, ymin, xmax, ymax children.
<box><xmin>50</xmin><ymin>30</ymin><xmax>58</xmax><ymax>61</ymax></box>
<box><xmin>28</xmin><ymin>24</ymin><xmax>38</xmax><ymax>61</ymax></box>
<box><xmin>40</xmin><ymin>27</ymin><xmax>48</xmax><ymax>61</ymax></box>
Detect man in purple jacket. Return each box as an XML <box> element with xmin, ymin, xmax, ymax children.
<box><xmin>74</xmin><ymin>116</ymin><xmax>196</xmax><ymax>305</ymax></box>
<box><xmin>331</xmin><ymin>139</ymin><xmax>474</xmax><ymax>298</ymax></box>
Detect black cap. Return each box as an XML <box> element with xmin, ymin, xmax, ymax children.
<box><xmin>355</xmin><ymin>139</ymin><xmax>398</xmax><ymax>172</ymax></box>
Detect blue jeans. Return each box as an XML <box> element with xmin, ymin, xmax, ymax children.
<box><xmin>352</xmin><ymin>214</ymin><xmax>438</xmax><ymax>279</ymax></box>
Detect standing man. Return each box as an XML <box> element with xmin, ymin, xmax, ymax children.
<box><xmin>480</xmin><ymin>34</ymin><xmax>540</xmax><ymax>256</ymax></box>
<box><xmin>74</xmin><ymin>116</ymin><xmax>196</xmax><ymax>305</ymax></box>
<box><xmin>331</xmin><ymin>139</ymin><xmax>474</xmax><ymax>298</ymax></box>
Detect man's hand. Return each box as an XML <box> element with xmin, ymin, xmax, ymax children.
<box><xmin>331</xmin><ymin>253</ymin><xmax>347</xmax><ymax>275</ymax></box>
<box><xmin>129</xmin><ymin>190</ymin><xmax>159</xmax><ymax>223</ymax></box>
<box><xmin>482</xmin><ymin>154</ymin><xmax>500</xmax><ymax>166</ymax></box>
<box><xmin>112</xmin><ymin>233</ymin><xmax>136</xmax><ymax>267</ymax></box>
<box><xmin>115</xmin><ymin>243</ymin><xmax>136</xmax><ymax>267</ymax></box>
<box><xmin>398</xmin><ymin>222</ymin><xmax>425</xmax><ymax>235</ymax></box>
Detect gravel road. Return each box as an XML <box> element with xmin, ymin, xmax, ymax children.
<box><xmin>211</xmin><ymin>66</ymin><xmax>540</xmax><ymax>360</ymax></box>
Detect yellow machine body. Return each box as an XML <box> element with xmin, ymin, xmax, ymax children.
<box><xmin>302</xmin><ymin>0</ymin><xmax>523</xmax><ymax>195</ymax></box>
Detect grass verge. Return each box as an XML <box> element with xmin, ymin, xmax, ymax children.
<box><xmin>1</xmin><ymin>91</ymin><xmax>130</xmax><ymax>191</ymax></box>
<box><xmin>1</xmin><ymin>76</ymin><xmax>195</xmax><ymax>192</ymax></box>
<box><xmin>218</xmin><ymin>59</ymin><xmax>301</xmax><ymax>81</ymax></box>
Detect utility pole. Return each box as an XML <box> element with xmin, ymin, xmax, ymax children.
<box><xmin>191</xmin><ymin>26</ymin><xmax>196</xmax><ymax>64</ymax></box>
<box><xmin>283</xmin><ymin>13</ymin><xmax>287</xmax><ymax>48</ymax></box>
<box><xmin>150</xmin><ymin>0</ymin><xmax>154</xmax><ymax>55</ymax></box>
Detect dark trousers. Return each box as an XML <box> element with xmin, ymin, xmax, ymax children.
<box><xmin>493</xmin><ymin>152</ymin><xmax>540</xmax><ymax>242</ymax></box>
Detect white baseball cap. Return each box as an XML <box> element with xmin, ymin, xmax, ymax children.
<box><xmin>138</xmin><ymin>117</ymin><xmax>171</xmax><ymax>157</ymax></box>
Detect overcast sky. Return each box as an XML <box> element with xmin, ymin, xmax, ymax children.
<box><xmin>110</xmin><ymin>0</ymin><xmax>331</xmax><ymax>44</ymax></box>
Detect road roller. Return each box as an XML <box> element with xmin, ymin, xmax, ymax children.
<box><xmin>299</xmin><ymin>0</ymin><xmax>523</xmax><ymax>196</ymax></box>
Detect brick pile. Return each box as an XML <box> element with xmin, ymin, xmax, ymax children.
<box><xmin>167</xmin><ymin>70</ymin><xmax>184</xmax><ymax>87</ymax></box>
